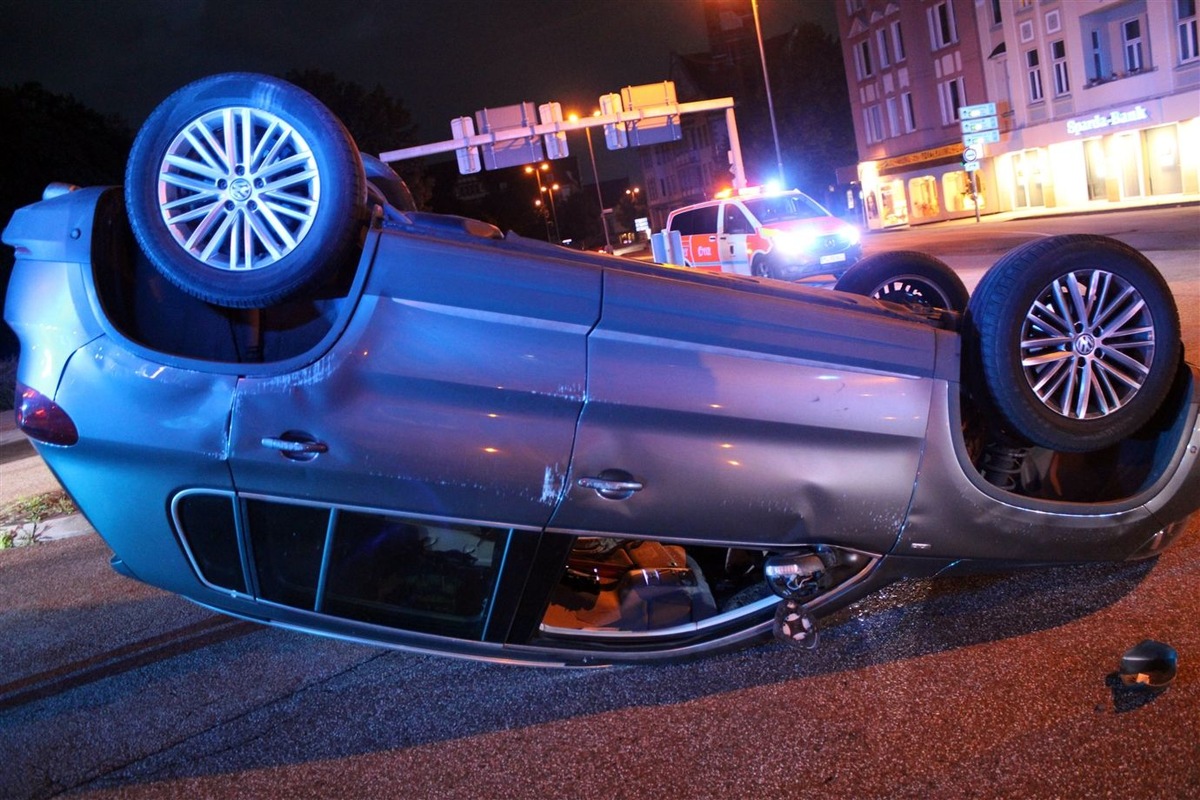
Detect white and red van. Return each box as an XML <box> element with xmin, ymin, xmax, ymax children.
<box><xmin>665</xmin><ymin>188</ymin><xmax>861</xmax><ymax>280</ymax></box>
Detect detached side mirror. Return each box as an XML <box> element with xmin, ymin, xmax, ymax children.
<box><xmin>1119</xmin><ymin>640</ymin><xmax>1178</xmax><ymax>688</ymax></box>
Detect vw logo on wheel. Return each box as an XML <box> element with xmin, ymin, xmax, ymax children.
<box><xmin>1074</xmin><ymin>332</ymin><xmax>1097</xmax><ymax>356</ymax></box>
<box><xmin>229</xmin><ymin>178</ymin><xmax>253</xmax><ymax>202</ymax></box>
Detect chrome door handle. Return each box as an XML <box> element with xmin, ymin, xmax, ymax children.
<box><xmin>577</xmin><ymin>471</ymin><xmax>644</xmax><ymax>500</ymax></box>
<box><xmin>261</xmin><ymin>433</ymin><xmax>328</xmax><ymax>461</ymax></box>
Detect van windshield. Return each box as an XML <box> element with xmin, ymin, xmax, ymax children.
<box><xmin>742</xmin><ymin>194</ymin><xmax>828</xmax><ymax>223</ymax></box>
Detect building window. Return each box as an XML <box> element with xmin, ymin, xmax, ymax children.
<box><xmin>990</xmin><ymin>0</ymin><xmax>1003</xmax><ymax>26</ymax></box>
<box><xmin>902</xmin><ymin>92</ymin><xmax>916</xmax><ymax>132</ymax></box>
<box><xmin>1123</xmin><ymin>18</ymin><xmax>1145</xmax><ymax>72</ymax></box>
<box><xmin>865</xmin><ymin>105</ymin><xmax>886</xmax><ymax>143</ymax></box>
<box><xmin>1026</xmin><ymin>49</ymin><xmax>1044</xmax><ymax>102</ymax></box>
<box><xmin>928</xmin><ymin>2</ymin><xmax>958</xmax><ymax>49</ymax></box>
<box><xmin>1179</xmin><ymin>0</ymin><xmax>1199</xmax><ymax>62</ymax></box>
<box><xmin>1052</xmin><ymin>40</ymin><xmax>1070</xmax><ymax>95</ymax></box>
<box><xmin>876</xmin><ymin>28</ymin><xmax>892</xmax><ymax>69</ymax></box>
<box><xmin>891</xmin><ymin>21</ymin><xmax>906</xmax><ymax>61</ymax></box>
<box><xmin>1090</xmin><ymin>29</ymin><xmax>1109</xmax><ymax>80</ymax></box>
<box><xmin>938</xmin><ymin>77</ymin><xmax>965</xmax><ymax>125</ymax></box>
<box><xmin>855</xmin><ymin>39</ymin><xmax>874</xmax><ymax>79</ymax></box>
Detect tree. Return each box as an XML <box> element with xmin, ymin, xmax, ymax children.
<box><xmin>284</xmin><ymin>69</ymin><xmax>430</xmax><ymax>208</ymax></box>
<box><xmin>0</xmin><ymin>83</ymin><xmax>133</xmax><ymax>357</ymax></box>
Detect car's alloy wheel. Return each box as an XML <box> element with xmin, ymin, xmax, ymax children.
<box><xmin>158</xmin><ymin>106</ymin><xmax>320</xmax><ymax>273</ymax></box>
<box><xmin>967</xmin><ymin>234</ymin><xmax>1180</xmax><ymax>452</ymax></box>
<box><xmin>1019</xmin><ymin>268</ymin><xmax>1157</xmax><ymax>420</ymax></box>
<box><xmin>126</xmin><ymin>73</ymin><xmax>367</xmax><ymax>308</ymax></box>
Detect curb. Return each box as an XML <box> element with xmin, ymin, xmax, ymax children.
<box><xmin>1</xmin><ymin>513</ymin><xmax>93</xmax><ymax>545</ymax></box>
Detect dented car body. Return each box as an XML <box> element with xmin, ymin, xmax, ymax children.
<box><xmin>5</xmin><ymin>184</ymin><xmax>1199</xmax><ymax>665</ymax></box>
<box><xmin>4</xmin><ymin>74</ymin><xmax>1198</xmax><ymax>665</ymax></box>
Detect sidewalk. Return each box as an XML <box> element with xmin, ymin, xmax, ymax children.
<box><xmin>866</xmin><ymin>194</ymin><xmax>1200</xmax><ymax>233</ymax></box>
<box><xmin>0</xmin><ymin>413</ymin><xmax>92</xmax><ymax>541</ymax></box>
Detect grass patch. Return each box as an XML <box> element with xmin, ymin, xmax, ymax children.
<box><xmin>0</xmin><ymin>491</ymin><xmax>77</xmax><ymax>549</ymax></box>
<box><xmin>0</xmin><ymin>490</ymin><xmax>77</xmax><ymax>527</ymax></box>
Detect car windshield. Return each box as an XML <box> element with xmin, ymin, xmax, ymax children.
<box><xmin>742</xmin><ymin>194</ymin><xmax>828</xmax><ymax>223</ymax></box>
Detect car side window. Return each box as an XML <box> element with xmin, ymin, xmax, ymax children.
<box><xmin>669</xmin><ymin>209</ymin><xmax>696</xmax><ymax>235</ymax></box>
<box><xmin>723</xmin><ymin>204</ymin><xmax>754</xmax><ymax>234</ymax></box>
<box><xmin>694</xmin><ymin>205</ymin><xmax>719</xmax><ymax>235</ymax></box>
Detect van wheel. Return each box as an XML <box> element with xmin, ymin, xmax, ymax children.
<box><xmin>835</xmin><ymin>250</ymin><xmax>969</xmax><ymax>312</ymax></box>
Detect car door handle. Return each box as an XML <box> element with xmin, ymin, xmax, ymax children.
<box><xmin>576</xmin><ymin>471</ymin><xmax>644</xmax><ymax>500</ymax></box>
<box><xmin>261</xmin><ymin>432</ymin><xmax>328</xmax><ymax>461</ymax></box>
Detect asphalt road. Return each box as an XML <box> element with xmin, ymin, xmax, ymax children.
<box><xmin>1</xmin><ymin>204</ymin><xmax>1198</xmax><ymax>799</ymax></box>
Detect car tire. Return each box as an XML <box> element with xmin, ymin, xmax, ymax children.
<box><xmin>362</xmin><ymin>153</ymin><xmax>416</xmax><ymax>212</ymax></box>
<box><xmin>751</xmin><ymin>255</ymin><xmax>769</xmax><ymax>278</ymax></box>
<box><xmin>966</xmin><ymin>234</ymin><xmax>1180</xmax><ymax>453</ymax></box>
<box><xmin>835</xmin><ymin>250</ymin><xmax>969</xmax><ymax>312</ymax></box>
<box><xmin>125</xmin><ymin>73</ymin><xmax>367</xmax><ymax>308</ymax></box>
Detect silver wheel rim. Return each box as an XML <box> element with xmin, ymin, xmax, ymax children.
<box><xmin>157</xmin><ymin>107</ymin><xmax>320</xmax><ymax>272</ymax></box>
<box><xmin>1020</xmin><ymin>269</ymin><xmax>1155</xmax><ymax>420</ymax></box>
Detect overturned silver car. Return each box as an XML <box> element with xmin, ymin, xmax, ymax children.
<box><xmin>5</xmin><ymin>74</ymin><xmax>1198</xmax><ymax>664</ymax></box>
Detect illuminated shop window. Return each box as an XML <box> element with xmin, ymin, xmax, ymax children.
<box><xmin>1084</xmin><ymin>138</ymin><xmax>1108</xmax><ymax>201</ymax></box>
<box><xmin>879</xmin><ymin>179</ymin><xmax>909</xmax><ymax>226</ymax></box>
<box><xmin>908</xmin><ymin>175</ymin><xmax>941</xmax><ymax>219</ymax></box>
<box><xmin>943</xmin><ymin>171</ymin><xmax>984</xmax><ymax>213</ymax></box>
<box><xmin>1012</xmin><ymin>149</ymin><xmax>1045</xmax><ymax>208</ymax></box>
<box><xmin>1144</xmin><ymin>125</ymin><xmax>1183</xmax><ymax>195</ymax></box>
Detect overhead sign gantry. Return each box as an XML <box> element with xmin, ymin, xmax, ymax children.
<box><xmin>379</xmin><ymin>81</ymin><xmax>748</xmax><ymax>189</ymax></box>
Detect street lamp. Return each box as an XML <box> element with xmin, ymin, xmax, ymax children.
<box><xmin>751</xmin><ymin>0</ymin><xmax>786</xmax><ymax>187</ymax></box>
<box><xmin>524</xmin><ymin>162</ymin><xmax>552</xmax><ymax>240</ymax></box>
<box><xmin>572</xmin><ymin>110</ymin><xmax>613</xmax><ymax>253</ymax></box>
<box><xmin>543</xmin><ymin>181</ymin><xmax>561</xmax><ymax>240</ymax></box>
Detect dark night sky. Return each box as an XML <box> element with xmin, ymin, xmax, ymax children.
<box><xmin>1</xmin><ymin>0</ymin><xmax>837</xmax><ymax>177</ymax></box>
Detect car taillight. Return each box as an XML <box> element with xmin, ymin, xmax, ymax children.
<box><xmin>15</xmin><ymin>382</ymin><xmax>79</xmax><ymax>446</ymax></box>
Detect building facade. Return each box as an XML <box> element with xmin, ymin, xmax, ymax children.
<box><xmin>837</xmin><ymin>0</ymin><xmax>1200</xmax><ymax>229</ymax></box>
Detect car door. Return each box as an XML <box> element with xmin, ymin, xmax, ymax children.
<box><xmin>677</xmin><ymin>205</ymin><xmax>722</xmax><ymax>270</ymax></box>
<box><xmin>718</xmin><ymin>202</ymin><xmax>754</xmax><ymax>274</ymax></box>
<box><xmin>548</xmin><ymin>266</ymin><xmax>938</xmax><ymax>555</ymax></box>
<box><xmin>228</xmin><ymin>229</ymin><xmax>600</xmax><ymax>528</ymax></box>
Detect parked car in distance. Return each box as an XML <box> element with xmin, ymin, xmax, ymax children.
<box><xmin>665</xmin><ymin>187</ymin><xmax>862</xmax><ymax>281</ymax></box>
<box><xmin>5</xmin><ymin>74</ymin><xmax>1198</xmax><ymax>666</ymax></box>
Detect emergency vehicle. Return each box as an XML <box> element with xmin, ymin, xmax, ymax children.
<box><xmin>665</xmin><ymin>187</ymin><xmax>861</xmax><ymax>281</ymax></box>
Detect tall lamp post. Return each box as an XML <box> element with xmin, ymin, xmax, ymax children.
<box><xmin>751</xmin><ymin>0</ymin><xmax>785</xmax><ymax>187</ymax></box>
<box><xmin>524</xmin><ymin>162</ymin><xmax>553</xmax><ymax>240</ymax></box>
<box><xmin>572</xmin><ymin>111</ymin><xmax>613</xmax><ymax>253</ymax></box>
<box><xmin>543</xmin><ymin>181</ymin><xmax>561</xmax><ymax>241</ymax></box>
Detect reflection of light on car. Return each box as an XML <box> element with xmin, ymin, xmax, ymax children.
<box><xmin>482</xmin><ymin>447</ymin><xmax>500</xmax><ymax>454</ymax></box>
